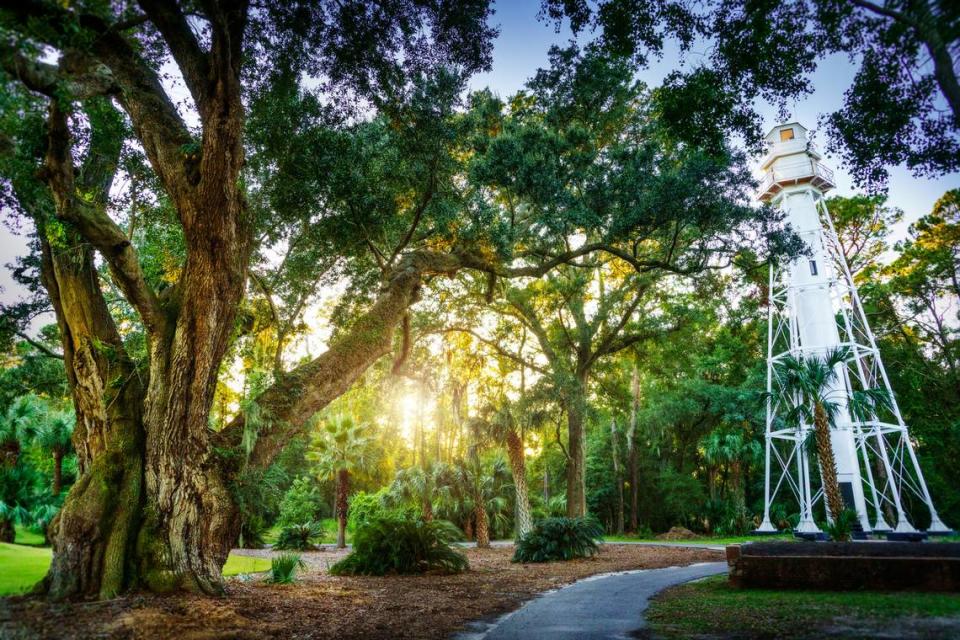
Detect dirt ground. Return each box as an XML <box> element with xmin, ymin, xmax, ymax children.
<box><xmin>0</xmin><ymin>544</ymin><xmax>720</xmax><ymax>640</ymax></box>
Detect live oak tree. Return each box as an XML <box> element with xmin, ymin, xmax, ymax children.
<box><xmin>0</xmin><ymin>0</ymin><xmax>496</xmax><ymax>598</ymax></box>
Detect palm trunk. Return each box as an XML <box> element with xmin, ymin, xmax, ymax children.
<box><xmin>814</xmin><ymin>402</ymin><xmax>845</xmax><ymax>519</ymax></box>
<box><xmin>506</xmin><ymin>429</ymin><xmax>533</xmax><ymax>537</ymax></box>
<box><xmin>422</xmin><ymin>498</ymin><xmax>433</xmax><ymax>522</ymax></box>
<box><xmin>336</xmin><ymin>468</ymin><xmax>349</xmax><ymax>549</ymax></box>
<box><xmin>0</xmin><ymin>519</ymin><xmax>13</xmax><ymax>543</ymax></box>
<box><xmin>464</xmin><ymin>515</ymin><xmax>474</xmax><ymax>541</ymax></box>
<box><xmin>474</xmin><ymin>502</ymin><xmax>490</xmax><ymax>548</ymax></box>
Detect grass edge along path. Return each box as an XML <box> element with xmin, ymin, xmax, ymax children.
<box><xmin>602</xmin><ymin>534</ymin><xmax>794</xmax><ymax>545</ymax></box>
<box><xmin>646</xmin><ymin>574</ymin><xmax>960</xmax><ymax>639</ymax></box>
<box><xmin>0</xmin><ymin>543</ymin><xmax>271</xmax><ymax>596</ymax></box>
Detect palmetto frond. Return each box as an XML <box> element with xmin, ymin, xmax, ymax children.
<box><xmin>849</xmin><ymin>387</ymin><xmax>893</xmax><ymax>423</ymax></box>
<box><xmin>34</xmin><ymin>412</ymin><xmax>74</xmax><ymax>454</ymax></box>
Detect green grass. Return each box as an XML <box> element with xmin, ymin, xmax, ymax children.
<box><xmin>222</xmin><ymin>554</ymin><xmax>272</xmax><ymax>576</ymax></box>
<box><xmin>602</xmin><ymin>533</ymin><xmax>794</xmax><ymax>545</ymax></box>
<box><xmin>0</xmin><ymin>543</ymin><xmax>271</xmax><ymax>596</ymax></box>
<box><xmin>0</xmin><ymin>543</ymin><xmax>51</xmax><ymax>596</ymax></box>
<box><xmin>13</xmin><ymin>525</ymin><xmax>46</xmax><ymax>547</ymax></box>
<box><xmin>647</xmin><ymin>574</ymin><xmax>960</xmax><ymax>639</ymax></box>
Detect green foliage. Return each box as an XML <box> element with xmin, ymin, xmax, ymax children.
<box><xmin>546</xmin><ymin>0</ymin><xmax>960</xmax><ymax>186</ymax></box>
<box><xmin>513</xmin><ymin>517</ymin><xmax>604</xmax><ymax>563</ymax></box>
<box><xmin>330</xmin><ymin>517</ymin><xmax>468</xmax><ymax>576</ymax></box>
<box><xmin>825</xmin><ymin>510</ymin><xmax>858</xmax><ymax>543</ymax></box>
<box><xmin>273</xmin><ymin>522</ymin><xmax>324</xmax><ymax>551</ymax></box>
<box><xmin>277</xmin><ymin>476</ymin><xmax>329</xmax><ymax>528</ymax></box>
<box><xmin>268</xmin><ymin>553</ymin><xmax>306</xmax><ymax>584</ymax></box>
<box><xmin>347</xmin><ymin>489</ymin><xmax>415</xmax><ymax>532</ymax></box>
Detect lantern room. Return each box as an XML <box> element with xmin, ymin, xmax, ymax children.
<box><xmin>757</xmin><ymin>122</ymin><xmax>835</xmax><ymax>202</ymax></box>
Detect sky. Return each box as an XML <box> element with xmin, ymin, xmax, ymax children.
<box><xmin>1</xmin><ymin>0</ymin><xmax>958</xmax><ymax>327</ymax></box>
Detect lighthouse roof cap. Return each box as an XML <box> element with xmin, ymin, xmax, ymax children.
<box><xmin>764</xmin><ymin>122</ymin><xmax>809</xmax><ymax>144</ymax></box>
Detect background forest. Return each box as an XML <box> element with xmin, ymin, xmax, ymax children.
<box><xmin>0</xmin><ymin>0</ymin><xmax>957</xmax><ymax>600</ymax></box>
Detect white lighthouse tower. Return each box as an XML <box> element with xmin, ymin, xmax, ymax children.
<box><xmin>755</xmin><ymin>123</ymin><xmax>951</xmax><ymax>537</ymax></box>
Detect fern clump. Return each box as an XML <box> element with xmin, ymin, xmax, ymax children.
<box><xmin>268</xmin><ymin>553</ymin><xmax>306</xmax><ymax>584</ymax></box>
<box><xmin>273</xmin><ymin>522</ymin><xmax>323</xmax><ymax>550</ymax></box>
<box><xmin>513</xmin><ymin>517</ymin><xmax>604</xmax><ymax>563</ymax></box>
<box><xmin>330</xmin><ymin>516</ymin><xmax>468</xmax><ymax>576</ymax></box>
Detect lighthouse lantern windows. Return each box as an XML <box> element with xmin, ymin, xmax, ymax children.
<box><xmin>779</xmin><ymin>127</ymin><xmax>795</xmax><ymax>142</ymax></box>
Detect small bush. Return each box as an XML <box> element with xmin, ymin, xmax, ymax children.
<box><xmin>826</xmin><ymin>509</ymin><xmax>857</xmax><ymax>542</ymax></box>
<box><xmin>277</xmin><ymin>477</ymin><xmax>330</xmax><ymax>528</ymax></box>
<box><xmin>268</xmin><ymin>553</ymin><xmax>305</xmax><ymax>584</ymax></box>
<box><xmin>347</xmin><ymin>489</ymin><xmax>416</xmax><ymax>533</ymax></box>
<box><xmin>330</xmin><ymin>516</ymin><xmax>468</xmax><ymax>576</ymax></box>
<box><xmin>513</xmin><ymin>517</ymin><xmax>604</xmax><ymax>563</ymax></box>
<box><xmin>274</xmin><ymin>522</ymin><xmax>323</xmax><ymax>550</ymax></box>
<box><xmin>238</xmin><ymin>514</ymin><xmax>269</xmax><ymax>549</ymax></box>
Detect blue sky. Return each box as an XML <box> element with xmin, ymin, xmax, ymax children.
<box><xmin>2</xmin><ymin>0</ymin><xmax>958</xmax><ymax>309</ymax></box>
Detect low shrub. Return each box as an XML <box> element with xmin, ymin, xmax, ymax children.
<box><xmin>513</xmin><ymin>517</ymin><xmax>604</xmax><ymax>563</ymax></box>
<box><xmin>238</xmin><ymin>514</ymin><xmax>269</xmax><ymax>549</ymax></box>
<box><xmin>330</xmin><ymin>516</ymin><xmax>468</xmax><ymax>576</ymax></box>
<box><xmin>277</xmin><ymin>477</ymin><xmax>330</xmax><ymax>529</ymax></box>
<box><xmin>274</xmin><ymin>522</ymin><xmax>323</xmax><ymax>550</ymax></box>
<box><xmin>268</xmin><ymin>552</ymin><xmax>306</xmax><ymax>584</ymax></box>
<box><xmin>347</xmin><ymin>489</ymin><xmax>416</xmax><ymax>533</ymax></box>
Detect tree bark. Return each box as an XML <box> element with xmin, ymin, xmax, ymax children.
<box><xmin>474</xmin><ymin>502</ymin><xmax>490</xmax><ymax>548</ymax></box>
<box><xmin>422</xmin><ymin>498</ymin><xmax>434</xmax><ymax>522</ymax></box>
<box><xmin>627</xmin><ymin>367</ymin><xmax>640</xmax><ymax>533</ymax></box>
<box><xmin>52</xmin><ymin>450</ymin><xmax>63</xmax><ymax>497</ymax></box>
<box><xmin>814</xmin><ymin>403</ymin><xmax>845</xmax><ymax>519</ymax></box>
<box><xmin>336</xmin><ymin>468</ymin><xmax>349</xmax><ymax>549</ymax></box>
<box><xmin>39</xmin><ymin>231</ymin><xmax>148</xmax><ymax>600</ymax></box>
<box><xmin>610</xmin><ymin>419</ymin><xmax>625</xmax><ymax>535</ymax></box>
<box><xmin>0</xmin><ymin>519</ymin><xmax>13</xmax><ymax>543</ymax></box>
<box><xmin>565</xmin><ymin>376</ymin><xmax>588</xmax><ymax>518</ymax></box>
<box><xmin>506</xmin><ymin>429</ymin><xmax>533</xmax><ymax>537</ymax></box>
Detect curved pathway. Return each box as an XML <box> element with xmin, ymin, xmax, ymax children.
<box><xmin>457</xmin><ymin>561</ymin><xmax>728</xmax><ymax>640</ymax></box>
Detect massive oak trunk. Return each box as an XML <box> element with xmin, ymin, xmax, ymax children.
<box><xmin>40</xmin><ymin>231</ymin><xmax>147</xmax><ymax>600</ymax></box>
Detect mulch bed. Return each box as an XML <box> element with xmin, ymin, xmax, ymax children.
<box><xmin>0</xmin><ymin>544</ymin><xmax>720</xmax><ymax>640</ymax></box>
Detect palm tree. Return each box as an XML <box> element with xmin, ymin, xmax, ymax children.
<box><xmin>448</xmin><ymin>453</ymin><xmax>512</xmax><ymax>548</ymax></box>
<box><xmin>0</xmin><ymin>396</ymin><xmax>43</xmax><ymax>467</ymax></box>
<box><xmin>777</xmin><ymin>347</ymin><xmax>851</xmax><ymax>520</ymax></box>
<box><xmin>485</xmin><ymin>406</ymin><xmax>535</xmax><ymax>538</ymax></box>
<box><xmin>387</xmin><ymin>461</ymin><xmax>449</xmax><ymax>522</ymax></box>
<box><xmin>34</xmin><ymin>412</ymin><xmax>74</xmax><ymax>496</ymax></box>
<box><xmin>309</xmin><ymin>414</ymin><xmax>369</xmax><ymax>548</ymax></box>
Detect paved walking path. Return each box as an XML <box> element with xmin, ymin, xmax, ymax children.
<box><xmin>456</xmin><ymin>561</ymin><xmax>728</xmax><ymax>640</ymax></box>
<box><xmin>457</xmin><ymin>540</ymin><xmax>726</xmax><ymax>551</ymax></box>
